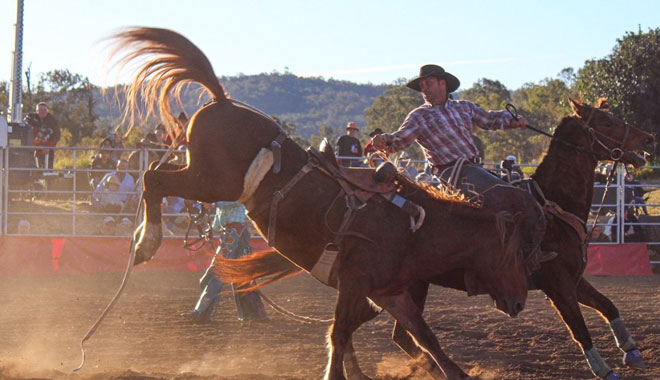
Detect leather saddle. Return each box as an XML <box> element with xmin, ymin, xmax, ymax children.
<box><xmin>310</xmin><ymin>139</ymin><xmax>396</xmax><ymax>195</ymax></box>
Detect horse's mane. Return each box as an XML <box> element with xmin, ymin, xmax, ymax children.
<box><xmin>106</xmin><ymin>27</ymin><xmax>227</xmax><ymax>139</ymax></box>
<box><xmin>394</xmin><ymin>172</ymin><xmax>475</xmax><ymax>206</ymax></box>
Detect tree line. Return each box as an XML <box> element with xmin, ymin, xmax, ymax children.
<box><xmin>1</xmin><ymin>27</ymin><xmax>658</xmax><ymax>165</ymax></box>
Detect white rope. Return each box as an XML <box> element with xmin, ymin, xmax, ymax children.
<box><xmin>258</xmin><ymin>291</ymin><xmax>333</xmax><ymax>324</ymax></box>
<box><xmin>73</xmin><ymin>145</ymin><xmax>176</xmax><ymax>372</ymax></box>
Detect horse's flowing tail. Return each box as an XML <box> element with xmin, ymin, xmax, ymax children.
<box><xmin>106</xmin><ymin>27</ymin><xmax>227</xmax><ymax>133</ymax></box>
<box><xmin>214</xmin><ymin>249</ymin><xmax>302</xmax><ymax>290</ymax></box>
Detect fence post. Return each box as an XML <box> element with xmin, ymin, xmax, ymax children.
<box><xmin>617</xmin><ymin>164</ymin><xmax>625</xmax><ymax>244</ymax></box>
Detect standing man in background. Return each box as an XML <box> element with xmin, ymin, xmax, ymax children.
<box><xmin>336</xmin><ymin>122</ymin><xmax>363</xmax><ymax>167</ymax></box>
<box><xmin>25</xmin><ymin>102</ymin><xmax>60</xmax><ymax>169</ymax></box>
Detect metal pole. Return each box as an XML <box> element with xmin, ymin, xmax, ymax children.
<box><xmin>8</xmin><ymin>0</ymin><xmax>25</xmax><ymax>123</ymax></box>
<box><xmin>617</xmin><ymin>164</ymin><xmax>625</xmax><ymax>244</ymax></box>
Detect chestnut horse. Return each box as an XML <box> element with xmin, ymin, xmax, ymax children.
<box><xmin>111</xmin><ymin>28</ymin><xmax>536</xmax><ymax>380</ymax></box>
<box><xmin>340</xmin><ymin>99</ymin><xmax>656</xmax><ymax>380</ymax></box>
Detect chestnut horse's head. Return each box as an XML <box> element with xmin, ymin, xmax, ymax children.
<box><xmin>568</xmin><ymin>98</ymin><xmax>655</xmax><ymax>167</ymax></box>
<box><xmin>463</xmin><ymin>211</ymin><xmax>532</xmax><ymax>318</ymax></box>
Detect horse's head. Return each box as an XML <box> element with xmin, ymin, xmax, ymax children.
<box><xmin>463</xmin><ymin>211</ymin><xmax>532</xmax><ymax>318</ymax></box>
<box><xmin>568</xmin><ymin>98</ymin><xmax>655</xmax><ymax>167</ymax></box>
<box><xmin>463</xmin><ymin>251</ymin><xmax>529</xmax><ymax>318</ymax></box>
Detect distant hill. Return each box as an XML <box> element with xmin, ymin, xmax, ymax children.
<box><xmin>95</xmin><ymin>73</ymin><xmax>389</xmax><ymax>139</ymax></box>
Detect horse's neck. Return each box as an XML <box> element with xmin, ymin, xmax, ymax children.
<box><xmin>532</xmin><ymin>129</ymin><xmax>598</xmax><ymax>220</ymax></box>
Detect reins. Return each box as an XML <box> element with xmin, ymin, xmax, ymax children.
<box><xmin>506</xmin><ymin>103</ymin><xmax>630</xmax><ymax>161</ymax></box>
<box><xmin>74</xmin><ymin>142</ymin><xmax>180</xmax><ymax>372</ymax></box>
<box><xmin>506</xmin><ymin>103</ymin><xmax>630</xmax><ymax>258</ymax></box>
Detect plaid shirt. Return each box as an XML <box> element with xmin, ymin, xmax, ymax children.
<box><xmin>384</xmin><ymin>100</ymin><xmax>515</xmax><ymax>166</ymax></box>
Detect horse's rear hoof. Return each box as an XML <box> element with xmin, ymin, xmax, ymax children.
<box><xmin>623</xmin><ymin>349</ymin><xmax>645</xmax><ymax>370</ymax></box>
<box><xmin>133</xmin><ymin>222</ymin><xmax>163</xmax><ymax>265</ymax></box>
<box><xmin>603</xmin><ymin>370</ymin><xmax>621</xmax><ymax>380</ymax></box>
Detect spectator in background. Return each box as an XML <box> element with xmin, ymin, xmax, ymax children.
<box><xmin>500</xmin><ymin>154</ymin><xmax>523</xmax><ymax>182</ymax></box>
<box><xmin>92</xmin><ymin>175</ymin><xmax>124</xmax><ymax>213</ymax></box>
<box><xmin>128</xmin><ymin>132</ymin><xmax>159</xmax><ymax>172</ymax></box>
<box><xmin>96</xmin><ymin>159</ymin><xmax>136</xmax><ymax>208</ymax></box>
<box><xmin>336</xmin><ymin>122</ymin><xmax>363</xmax><ymax>167</ymax></box>
<box><xmin>625</xmin><ymin>172</ymin><xmax>649</xmax><ymax>215</ymax></box>
<box><xmin>107</xmin><ymin>132</ymin><xmax>125</xmax><ymax>162</ymax></box>
<box><xmin>89</xmin><ymin>142</ymin><xmax>116</xmax><ymax>190</ymax></box>
<box><xmin>162</xmin><ymin>196</ymin><xmax>186</xmax><ymax>235</ymax></box>
<box><xmin>363</xmin><ymin>128</ymin><xmax>383</xmax><ymax>156</ymax></box>
<box><xmin>396</xmin><ymin>151</ymin><xmax>418</xmax><ymax>179</ymax></box>
<box><xmin>25</xmin><ymin>102</ymin><xmax>60</xmax><ymax>169</ymax></box>
<box><xmin>588</xmin><ymin>225</ymin><xmax>610</xmax><ymax>243</ymax></box>
<box><xmin>99</xmin><ymin>216</ymin><xmax>117</xmax><ymax>235</ymax></box>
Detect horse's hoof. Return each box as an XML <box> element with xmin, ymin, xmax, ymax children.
<box><xmin>603</xmin><ymin>371</ymin><xmax>621</xmax><ymax>380</ymax></box>
<box><xmin>133</xmin><ymin>222</ymin><xmax>162</xmax><ymax>265</ymax></box>
<box><xmin>623</xmin><ymin>349</ymin><xmax>646</xmax><ymax>370</ymax></box>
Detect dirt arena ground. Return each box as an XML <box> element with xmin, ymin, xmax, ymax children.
<box><xmin>1</xmin><ymin>271</ymin><xmax>659</xmax><ymax>380</ymax></box>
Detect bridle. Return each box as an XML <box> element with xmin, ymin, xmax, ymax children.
<box><xmin>506</xmin><ymin>103</ymin><xmax>634</xmax><ymax>258</ymax></box>
<box><xmin>505</xmin><ymin>103</ymin><xmax>630</xmax><ymax>162</ymax></box>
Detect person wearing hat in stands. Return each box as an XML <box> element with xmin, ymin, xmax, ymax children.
<box><xmin>336</xmin><ymin>122</ymin><xmax>364</xmax><ymax>167</ymax></box>
<box><xmin>500</xmin><ymin>154</ymin><xmax>523</xmax><ymax>182</ymax></box>
<box><xmin>128</xmin><ymin>132</ymin><xmax>160</xmax><ymax>172</ymax></box>
<box><xmin>363</xmin><ymin>128</ymin><xmax>384</xmax><ymax>156</ymax></box>
<box><xmin>370</xmin><ymin>64</ymin><xmax>553</xmax><ymax>262</ymax></box>
<box><xmin>107</xmin><ymin>132</ymin><xmax>125</xmax><ymax>163</ymax></box>
<box><xmin>92</xmin><ymin>175</ymin><xmax>124</xmax><ymax>213</ymax></box>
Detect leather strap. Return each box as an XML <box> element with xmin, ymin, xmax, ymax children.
<box><xmin>267</xmin><ymin>159</ymin><xmax>317</xmax><ymax>245</ymax></box>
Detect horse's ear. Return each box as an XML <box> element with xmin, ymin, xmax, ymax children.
<box><xmin>595</xmin><ymin>97</ymin><xmax>610</xmax><ymax>111</ymax></box>
<box><xmin>568</xmin><ymin>97</ymin><xmax>588</xmax><ymax>119</ymax></box>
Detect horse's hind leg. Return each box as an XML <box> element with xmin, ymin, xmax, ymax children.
<box><xmin>372</xmin><ymin>292</ymin><xmax>476</xmax><ymax>380</ymax></box>
<box><xmin>135</xmin><ymin>166</ymin><xmax>218</xmax><ymax>265</ymax></box>
<box><xmin>541</xmin><ymin>280</ymin><xmax>620</xmax><ymax>380</ymax></box>
<box><xmin>577</xmin><ymin>277</ymin><xmax>645</xmax><ymax>370</ymax></box>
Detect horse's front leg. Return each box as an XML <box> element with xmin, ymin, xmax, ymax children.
<box><xmin>134</xmin><ymin>164</ymin><xmax>205</xmax><ymax>265</ymax></box>
<box><xmin>371</xmin><ymin>291</ymin><xmax>477</xmax><ymax>380</ymax></box>
<box><xmin>342</xmin><ymin>297</ymin><xmax>382</xmax><ymax>380</ymax></box>
<box><xmin>540</xmin><ymin>279</ymin><xmax>620</xmax><ymax>380</ymax></box>
<box><xmin>576</xmin><ymin>277</ymin><xmax>645</xmax><ymax>370</ymax></box>
<box><xmin>391</xmin><ymin>281</ymin><xmax>446</xmax><ymax>379</ymax></box>
<box><xmin>325</xmin><ymin>284</ymin><xmax>373</xmax><ymax>380</ymax></box>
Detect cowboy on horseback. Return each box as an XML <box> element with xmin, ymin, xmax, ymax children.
<box><xmin>370</xmin><ymin>64</ymin><xmax>554</xmax><ymax>263</ymax></box>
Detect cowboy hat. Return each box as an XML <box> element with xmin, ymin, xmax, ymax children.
<box><xmin>368</xmin><ymin>128</ymin><xmax>383</xmax><ymax>137</ymax></box>
<box><xmin>406</xmin><ymin>64</ymin><xmax>460</xmax><ymax>93</ymax></box>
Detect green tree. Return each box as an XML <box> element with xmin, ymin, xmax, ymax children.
<box><xmin>510</xmin><ymin>77</ymin><xmax>577</xmax><ymax>162</ymax></box>
<box><xmin>29</xmin><ymin>69</ymin><xmax>98</xmax><ymax>146</ymax></box>
<box><xmin>364</xmin><ymin>79</ymin><xmax>422</xmax><ymax>135</ymax></box>
<box><xmin>576</xmin><ymin>28</ymin><xmax>660</xmax><ymax>141</ymax></box>
<box><xmin>460</xmin><ymin>79</ymin><xmax>517</xmax><ymax>162</ymax></box>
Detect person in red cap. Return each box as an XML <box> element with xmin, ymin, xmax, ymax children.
<box><xmin>335</xmin><ymin>121</ymin><xmax>364</xmax><ymax>167</ymax></box>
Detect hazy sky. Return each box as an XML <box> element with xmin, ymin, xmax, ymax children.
<box><xmin>1</xmin><ymin>0</ymin><xmax>658</xmax><ymax>91</ymax></box>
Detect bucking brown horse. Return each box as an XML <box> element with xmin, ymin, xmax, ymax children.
<box><xmin>110</xmin><ymin>27</ymin><xmax>539</xmax><ymax>380</ymax></box>
<box><xmin>323</xmin><ymin>99</ymin><xmax>656</xmax><ymax>380</ymax></box>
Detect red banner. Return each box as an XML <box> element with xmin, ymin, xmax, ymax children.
<box><xmin>0</xmin><ymin>236</ymin><xmax>271</xmax><ymax>276</ymax></box>
<box><xmin>585</xmin><ymin>243</ymin><xmax>653</xmax><ymax>276</ymax></box>
<box><xmin>0</xmin><ymin>237</ymin><xmax>652</xmax><ymax>277</ymax></box>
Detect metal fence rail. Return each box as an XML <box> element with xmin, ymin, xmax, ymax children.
<box><xmin>2</xmin><ymin>146</ymin><xmax>660</xmax><ymax>264</ymax></box>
